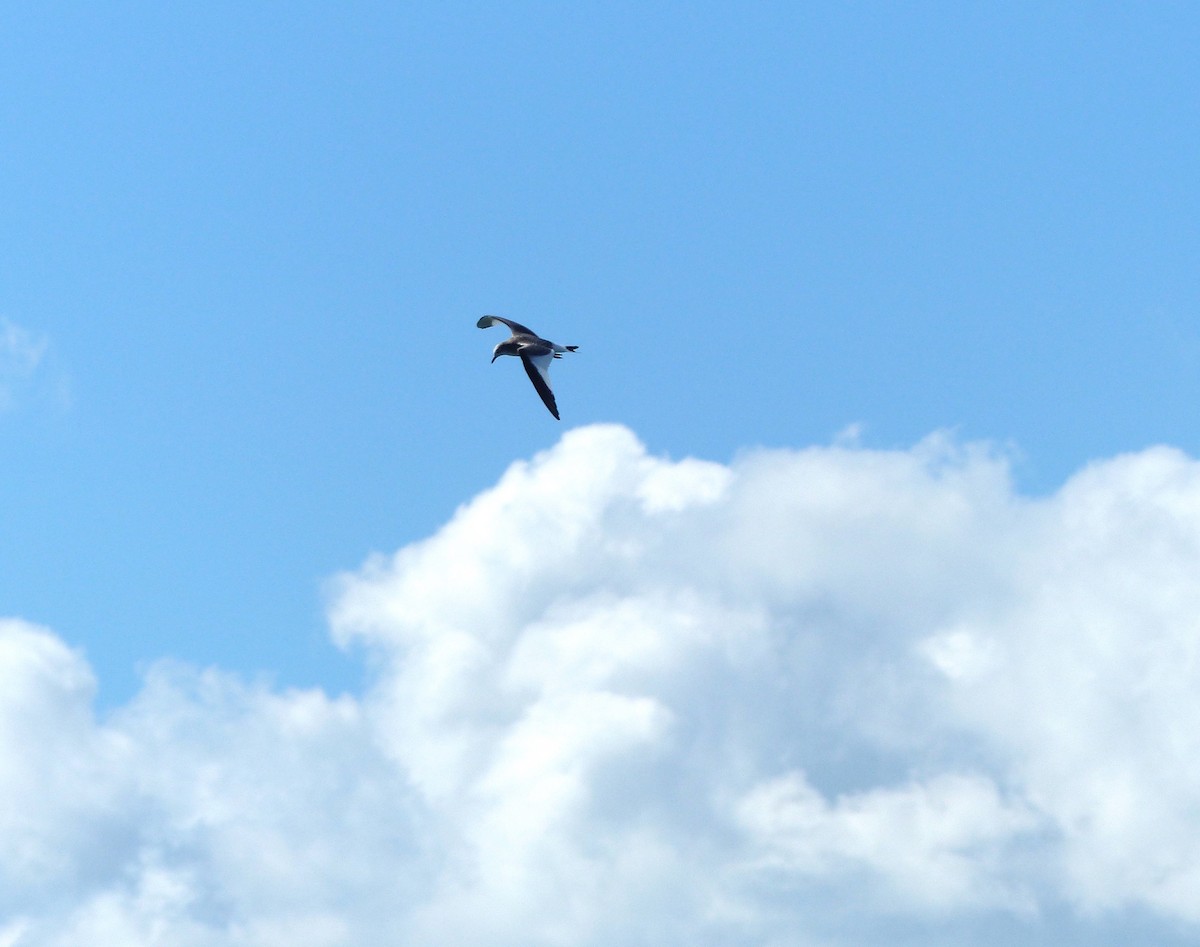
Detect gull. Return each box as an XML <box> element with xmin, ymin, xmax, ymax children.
<box><xmin>477</xmin><ymin>315</ymin><xmax>578</xmax><ymax>420</ymax></box>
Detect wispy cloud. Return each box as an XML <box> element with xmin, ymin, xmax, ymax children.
<box><xmin>3</xmin><ymin>425</ymin><xmax>1200</xmax><ymax>944</ymax></box>
<box><xmin>0</xmin><ymin>319</ymin><xmax>54</xmax><ymax>413</ymax></box>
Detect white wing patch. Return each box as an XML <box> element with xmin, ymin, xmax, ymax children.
<box><xmin>525</xmin><ymin>351</ymin><xmax>553</xmax><ymax>384</ymax></box>
<box><xmin>519</xmin><ymin>351</ymin><xmax>560</xmax><ymax>419</ymax></box>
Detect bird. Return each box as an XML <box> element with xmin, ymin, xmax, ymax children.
<box><xmin>477</xmin><ymin>315</ymin><xmax>578</xmax><ymax>420</ymax></box>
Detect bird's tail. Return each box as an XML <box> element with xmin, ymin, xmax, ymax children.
<box><xmin>565</xmin><ymin>345</ymin><xmax>579</xmax><ymax>352</ymax></box>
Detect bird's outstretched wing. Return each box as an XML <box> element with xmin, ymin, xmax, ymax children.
<box><xmin>520</xmin><ymin>352</ymin><xmax>559</xmax><ymax>420</ymax></box>
<box><xmin>477</xmin><ymin>314</ymin><xmax>538</xmax><ymax>336</ymax></box>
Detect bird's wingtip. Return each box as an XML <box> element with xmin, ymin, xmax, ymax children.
<box><xmin>476</xmin><ymin>315</ymin><xmax>495</xmax><ymax>329</ymax></box>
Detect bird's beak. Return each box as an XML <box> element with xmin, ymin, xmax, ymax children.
<box><xmin>491</xmin><ymin>353</ymin><xmax>500</xmax><ymax>363</ymax></box>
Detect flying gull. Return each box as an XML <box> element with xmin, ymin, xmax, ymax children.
<box><xmin>477</xmin><ymin>314</ymin><xmax>578</xmax><ymax>420</ymax></box>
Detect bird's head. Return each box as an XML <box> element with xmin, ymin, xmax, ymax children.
<box><xmin>491</xmin><ymin>341</ymin><xmax>517</xmax><ymax>363</ymax></box>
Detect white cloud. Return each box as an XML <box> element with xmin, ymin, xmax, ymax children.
<box><xmin>4</xmin><ymin>425</ymin><xmax>1200</xmax><ymax>943</ymax></box>
<box><xmin>736</xmin><ymin>770</ymin><xmax>1038</xmax><ymax>913</ymax></box>
<box><xmin>0</xmin><ymin>321</ymin><xmax>50</xmax><ymax>412</ymax></box>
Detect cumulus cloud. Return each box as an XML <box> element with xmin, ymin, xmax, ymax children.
<box><xmin>4</xmin><ymin>425</ymin><xmax>1200</xmax><ymax>944</ymax></box>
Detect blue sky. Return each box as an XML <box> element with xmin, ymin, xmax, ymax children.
<box><xmin>3</xmin><ymin>2</ymin><xmax>1197</xmax><ymax>695</ymax></box>
<box><xmin>2</xmin><ymin>4</ymin><xmax>1200</xmax><ymax>944</ymax></box>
